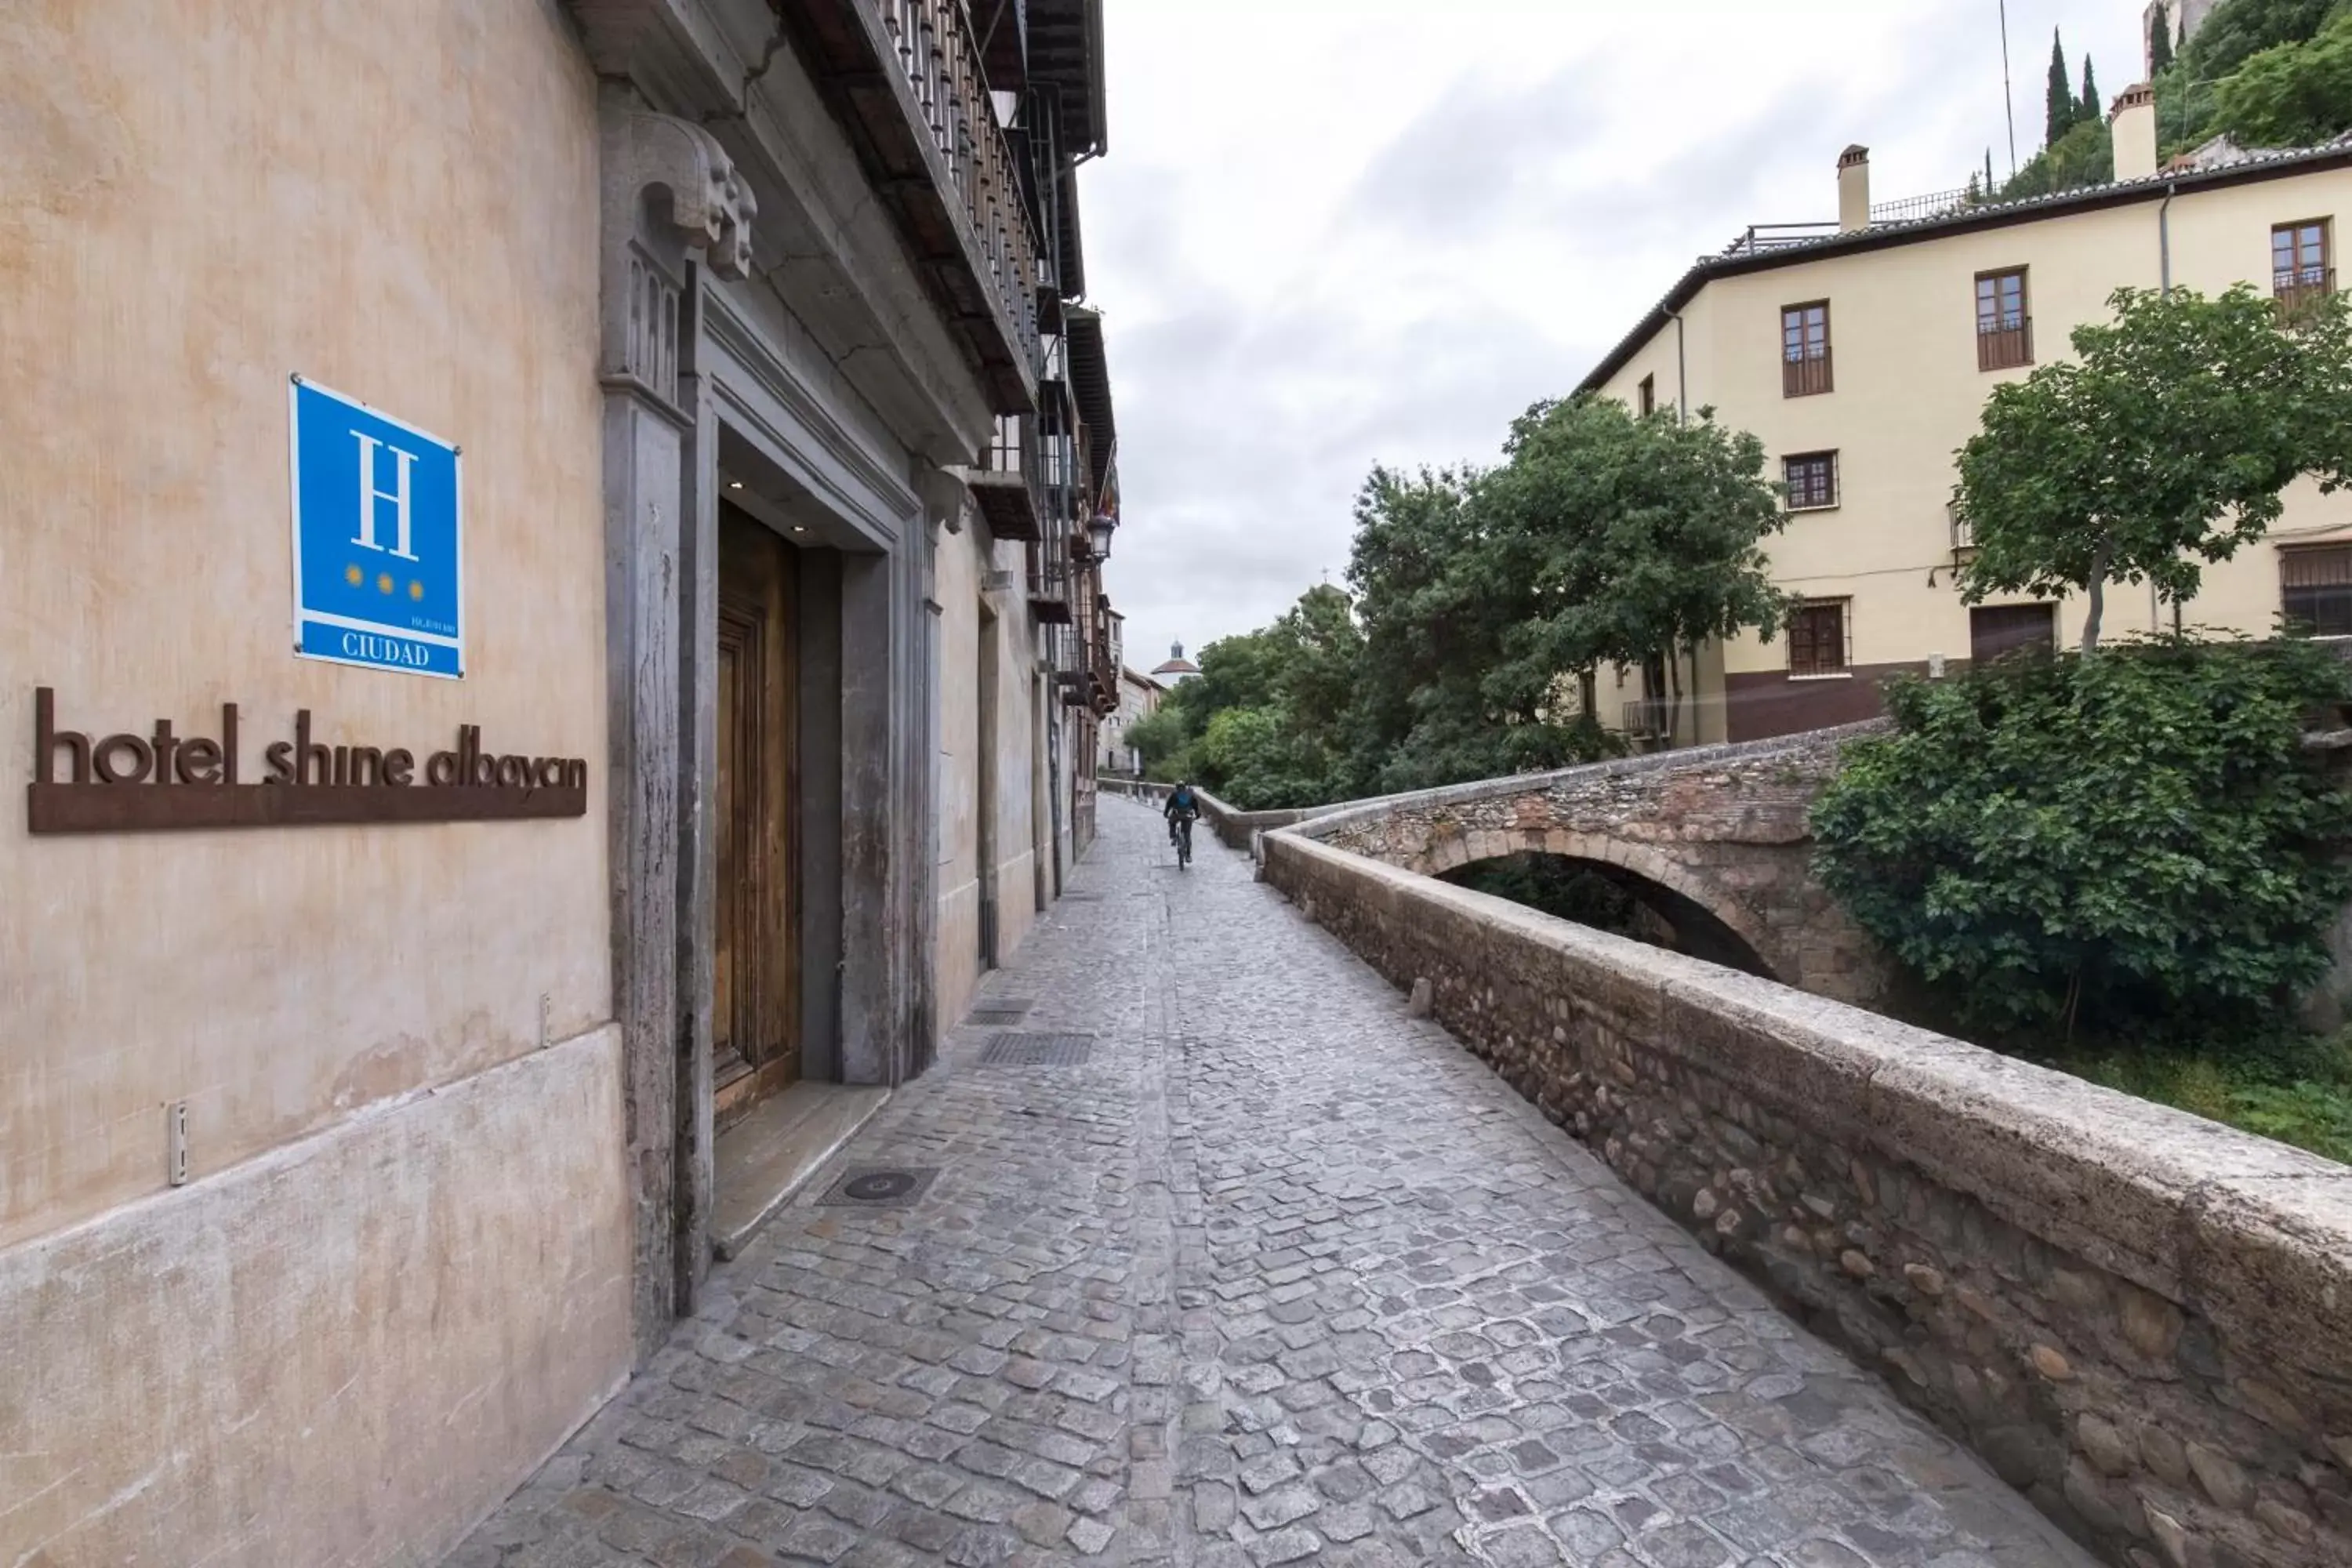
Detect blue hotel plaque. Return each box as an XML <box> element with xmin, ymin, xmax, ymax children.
<box><xmin>287</xmin><ymin>376</ymin><xmax>464</xmax><ymax>678</ymax></box>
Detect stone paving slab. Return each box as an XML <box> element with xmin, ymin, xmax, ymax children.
<box><xmin>449</xmin><ymin>801</ymin><xmax>2092</xmax><ymax>1567</ymax></box>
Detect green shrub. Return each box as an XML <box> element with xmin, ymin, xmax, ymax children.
<box><xmin>2212</xmin><ymin>9</ymin><xmax>2352</xmax><ymax>147</ymax></box>
<box><xmin>2054</xmin><ymin>1033</ymin><xmax>2352</xmax><ymax>1163</ymax></box>
<box><xmin>1809</xmin><ymin>636</ymin><xmax>2352</xmax><ymax>1042</ymax></box>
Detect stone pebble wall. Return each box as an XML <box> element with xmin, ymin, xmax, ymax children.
<box><xmin>1264</xmin><ymin>829</ymin><xmax>2352</xmax><ymax>1568</ymax></box>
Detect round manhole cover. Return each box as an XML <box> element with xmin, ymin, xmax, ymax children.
<box><xmin>841</xmin><ymin>1171</ymin><xmax>920</xmax><ymax>1202</ymax></box>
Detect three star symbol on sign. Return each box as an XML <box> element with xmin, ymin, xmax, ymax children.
<box><xmin>343</xmin><ymin>563</ymin><xmax>426</xmax><ymax>600</ymax></box>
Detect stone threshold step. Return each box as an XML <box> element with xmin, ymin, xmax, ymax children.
<box><xmin>711</xmin><ymin>1081</ymin><xmax>891</xmax><ymax>1259</ymax></box>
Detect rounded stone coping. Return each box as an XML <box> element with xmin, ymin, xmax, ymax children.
<box><xmin>1192</xmin><ymin>788</ymin><xmax>1333</xmax><ymax>833</ymax></box>
<box><xmin>1286</xmin><ymin>722</ymin><xmax>1891</xmax><ymax>845</ymax></box>
<box><xmin>1264</xmin><ymin>828</ymin><xmax>2352</xmax><ymax>1385</ymax></box>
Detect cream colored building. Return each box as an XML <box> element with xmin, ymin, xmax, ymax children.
<box><xmin>1582</xmin><ymin>91</ymin><xmax>2352</xmax><ymax>744</ymax></box>
<box><xmin>1102</xmin><ymin>663</ymin><xmax>1167</xmax><ymax>777</ymax></box>
<box><xmin>2</xmin><ymin>0</ymin><xmax>1116</xmax><ymax>1563</ymax></box>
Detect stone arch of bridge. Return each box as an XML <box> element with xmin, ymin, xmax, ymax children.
<box><xmin>1410</xmin><ymin>826</ymin><xmax>1780</xmax><ymax>982</ymax></box>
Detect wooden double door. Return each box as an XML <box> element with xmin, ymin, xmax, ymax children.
<box><xmin>714</xmin><ymin>503</ymin><xmax>800</xmax><ymax>1127</ymax></box>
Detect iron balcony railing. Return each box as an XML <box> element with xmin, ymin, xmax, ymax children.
<box><xmin>1977</xmin><ymin>314</ymin><xmax>2033</xmax><ymax>372</ymax></box>
<box><xmin>2277</xmin><ymin>267</ymin><xmax>2337</xmax><ymax>319</ymax></box>
<box><xmin>792</xmin><ymin>0</ymin><xmax>1040</xmax><ymax>410</ymax></box>
<box><xmin>1028</xmin><ymin>535</ymin><xmax>1072</xmax><ymax>622</ymax></box>
<box><xmin>969</xmin><ymin>413</ymin><xmax>1044</xmax><ymax>539</ymax></box>
<box><xmin>1621</xmin><ymin>698</ymin><xmax>1670</xmax><ymax>741</ymax></box>
<box><xmin>1782</xmin><ymin>349</ymin><xmax>1833</xmax><ymax>398</ymax></box>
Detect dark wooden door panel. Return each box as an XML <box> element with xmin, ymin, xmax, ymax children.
<box><xmin>714</xmin><ymin>504</ymin><xmax>800</xmax><ymax>1128</ymax></box>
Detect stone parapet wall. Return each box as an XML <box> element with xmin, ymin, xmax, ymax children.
<box><xmin>1295</xmin><ymin>728</ymin><xmax>1893</xmax><ymax>1005</ymax></box>
<box><xmin>1194</xmin><ymin>789</ymin><xmax>1338</xmax><ymax>856</ymax></box>
<box><xmin>1262</xmin><ymin>829</ymin><xmax>2352</xmax><ymax>1568</ymax></box>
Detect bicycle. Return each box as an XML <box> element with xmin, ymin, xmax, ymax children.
<box><xmin>1173</xmin><ymin>814</ymin><xmax>1193</xmax><ymax>869</ymax></box>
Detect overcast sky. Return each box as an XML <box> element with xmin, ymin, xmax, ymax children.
<box><xmin>1083</xmin><ymin>0</ymin><xmax>2144</xmax><ymax>673</ymax></box>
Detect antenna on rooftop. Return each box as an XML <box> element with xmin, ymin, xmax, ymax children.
<box><xmin>1998</xmin><ymin>0</ymin><xmax>2019</xmax><ymax>176</ymax></box>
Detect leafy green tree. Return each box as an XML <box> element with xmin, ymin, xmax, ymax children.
<box><xmin>1994</xmin><ymin>114</ymin><xmax>2114</xmax><ymax>201</ymax></box>
<box><xmin>2079</xmin><ymin>56</ymin><xmax>2103</xmax><ymax>126</ymax></box>
<box><xmin>2147</xmin><ymin>0</ymin><xmax>2348</xmax><ymax>156</ymax></box>
<box><xmin>2152</xmin><ymin>8</ymin><xmax>2177</xmax><ymax>73</ymax></box>
<box><xmin>1471</xmin><ymin>395</ymin><xmax>1791</xmax><ymax>746</ymax></box>
<box><xmin>1345</xmin><ymin>466</ymin><xmax>1617</xmax><ymax>793</ymax></box>
<box><xmin>2047</xmin><ymin>30</ymin><xmax>2079</xmax><ymax>145</ymax></box>
<box><xmin>1122</xmin><ymin>706</ymin><xmax>1192</xmax><ymax>780</ymax></box>
<box><xmin>2212</xmin><ymin>9</ymin><xmax>2352</xmax><ymax>146</ymax></box>
<box><xmin>1955</xmin><ymin>285</ymin><xmax>2352</xmax><ymax>651</ymax></box>
<box><xmin>2183</xmin><ymin>0</ymin><xmax>2338</xmax><ymax>80</ymax></box>
<box><xmin>1810</xmin><ymin>637</ymin><xmax>2352</xmax><ymax>1042</ymax></box>
<box><xmin>1137</xmin><ymin>584</ymin><xmax>1366</xmax><ymax>808</ymax></box>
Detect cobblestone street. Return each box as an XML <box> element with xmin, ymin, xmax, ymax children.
<box><xmin>453</xmin><ymin>800</ymin><xmax>2090</xmax><ymax>1568</ymax></box>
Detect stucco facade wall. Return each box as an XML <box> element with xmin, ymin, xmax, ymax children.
<box><xmin>932</xmin><ymin>519</ymin><xmax>1046</xmax><ymax>1028</ymax></box>
<box><xmin>0</xmin><ymin>0</ymin><xmax>622</xmax><ymax>1560</ymax></box>
<box><xmin>1595</xmin><ymin>164</ymin><xmax>2352</xmax><ymax>739</ymax></box>
<box><xmin>0</xmin><ymin>1030</ymin><xmax>630</xmax><ymax>1568</ymax></box>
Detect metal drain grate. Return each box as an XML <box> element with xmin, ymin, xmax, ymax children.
<box><xmin>979</xmin><ymin>1032</ymin><xmax>1095</xmax><ymax>1067</ymax></box>
<box><xmin>967</xmin><ymin>996</ymin><xmax>1033</xmax><ymax>1027</ymax></box>
<box><xmin>1060</xmin><ymin>892</ymin><xmax>1104</xmax><ymax>902</ymax></box>
<box><xmin>816</xmin><ymin>1166</ymin><xmax>939</xmax><ymax>1208</ymax></box>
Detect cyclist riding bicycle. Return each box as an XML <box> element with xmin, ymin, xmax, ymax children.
<box><xmin>1163</xmin><ymin>781</ymin><xmax>1200</xmax><ymax>857</ymax></box>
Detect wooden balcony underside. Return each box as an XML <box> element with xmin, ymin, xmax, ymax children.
<box><xmin>969</xmin><ymin>472</ymin><xmax>1042</xmax><ymax>540</ymax></box>
<box><xmin>786</xmin><ymin>0</ymin><xmax>1040</xmax><ymax>415</ymax></box>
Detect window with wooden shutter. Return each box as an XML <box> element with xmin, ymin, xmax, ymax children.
<box><xmin>1781</xmin><ymin>302</ymin><xmax>1832</xmax><ymax>397</ymax></box>
<box><xmin>2274</xmin><ymin>221</ymin><xmax>2333</xmax><ymax>317</ymax></box>
<box><xmin>2282</xmin><ymin>544</ymin><xmax>2352</xmax><ymax>637</ymax></box>
<box><xmin>1969</xmin><ymin>603</ymin><xmax>2056</xmax><ymax>663</ymax></box>
<box><xmin>1976</xmin><ymin>269</ymin><xmax>2032</xmax><ymax>370</ymax></box>
<box><xmin>1788</xmin><ymin>600</ymin><xmax>1849</xmax><ymax>677</ymax></box>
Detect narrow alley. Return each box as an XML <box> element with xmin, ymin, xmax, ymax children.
<box><xmin>452</xmin><ymin>800</ymin><xmax>2087</xmax><ymax>1568</ymax></box>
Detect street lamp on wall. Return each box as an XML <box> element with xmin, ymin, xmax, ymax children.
<box><xmin>1085</xmin><ymin>511</ymin><xmax>1119</xmax><ymax>563</ymax></box>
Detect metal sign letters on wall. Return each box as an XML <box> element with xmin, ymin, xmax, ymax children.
<box><xmin>26</xmin><ymin>690</ymin><xmax>585</xmax><ymax>833</ymax></box>
<box><xmin>289</xmin><ymin>376</ymin><xmax>464</xmax><ymax>678</ymax></box>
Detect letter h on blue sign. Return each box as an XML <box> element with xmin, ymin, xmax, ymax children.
<box><xmin>287</xmin><ymin>376</ymin><xmax>465</xmax><ymax>678</ymax></box>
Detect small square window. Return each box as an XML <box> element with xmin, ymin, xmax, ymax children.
<box><xmin>1969</xmin><ymin>603</ymin><xmax>2056</xmax><ymax>663</ymax></box>
<box><xmin>1783</xmin><ymin>452</ymin><xmax>1839</xmax><ymax>510</ymax></box>
<box><xmin>1789</xmin><ymin>600</ymin><xmax>1849</xmax><ymax>677</ymax></box>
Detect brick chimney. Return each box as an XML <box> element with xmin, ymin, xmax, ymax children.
<box><xmin>2111</xmin><ymin>83</ymin><xmax>2158</xmax><ymax>182</ymax></box>
<box><xmin>1838</xmin><ymin>145</ymin><xmax>1871</xmax><ymax>232</ymax></box>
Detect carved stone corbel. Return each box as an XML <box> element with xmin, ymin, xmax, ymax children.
<box><xmin>602</xmin><ymin>110</ymin><xmax>757</xmax><ymax>413</ymax></box>
<box><xmin>617</xmin><ymin>111</ymin><xmax>757</xmax><ymax>281</ymax></box>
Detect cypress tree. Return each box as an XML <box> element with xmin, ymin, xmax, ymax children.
<box><xmin>2047</xmin><ymin>29</ymin><xmax>2077</xmax><ymax>146</ymax></box>
<box><xmin>2081</xmin><ymin>56</ymin><xmax>2101</xmax><ymax>125</ymax></box>
<box><xmin>2151</xmin><ymin>10</ymin><xmax>2176</xmax><ymax>73</ymax></box>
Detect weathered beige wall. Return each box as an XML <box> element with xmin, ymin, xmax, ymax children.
<box><xmin>933</xmin><ymin>519</ymin><xmax>1044</xmax><ymax>1026</ymax></box>
<box><xmin>0</xmin><ymin>0</ymin><xmax>608</xmax><ymax>1245</ymax></box>
<box><xmin>0</xmin><ymin>1029</ymin><xmax>631</xmax><ymax>1568</ymax></box>
<box><xmin>1594</xmin><ymin>165</ymin><xmax>2352</xmax><ymax>700</ymax></box>
<box><xmin>0</xmin><ymin>0</ymin><xmax>622</xmax><ymax>1561</ymax></box>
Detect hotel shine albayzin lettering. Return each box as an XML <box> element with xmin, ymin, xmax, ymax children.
<box><xmin>27</xmin><ymin>688</ymin><xmax>586</xmax><ymax>833</ymax></box>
